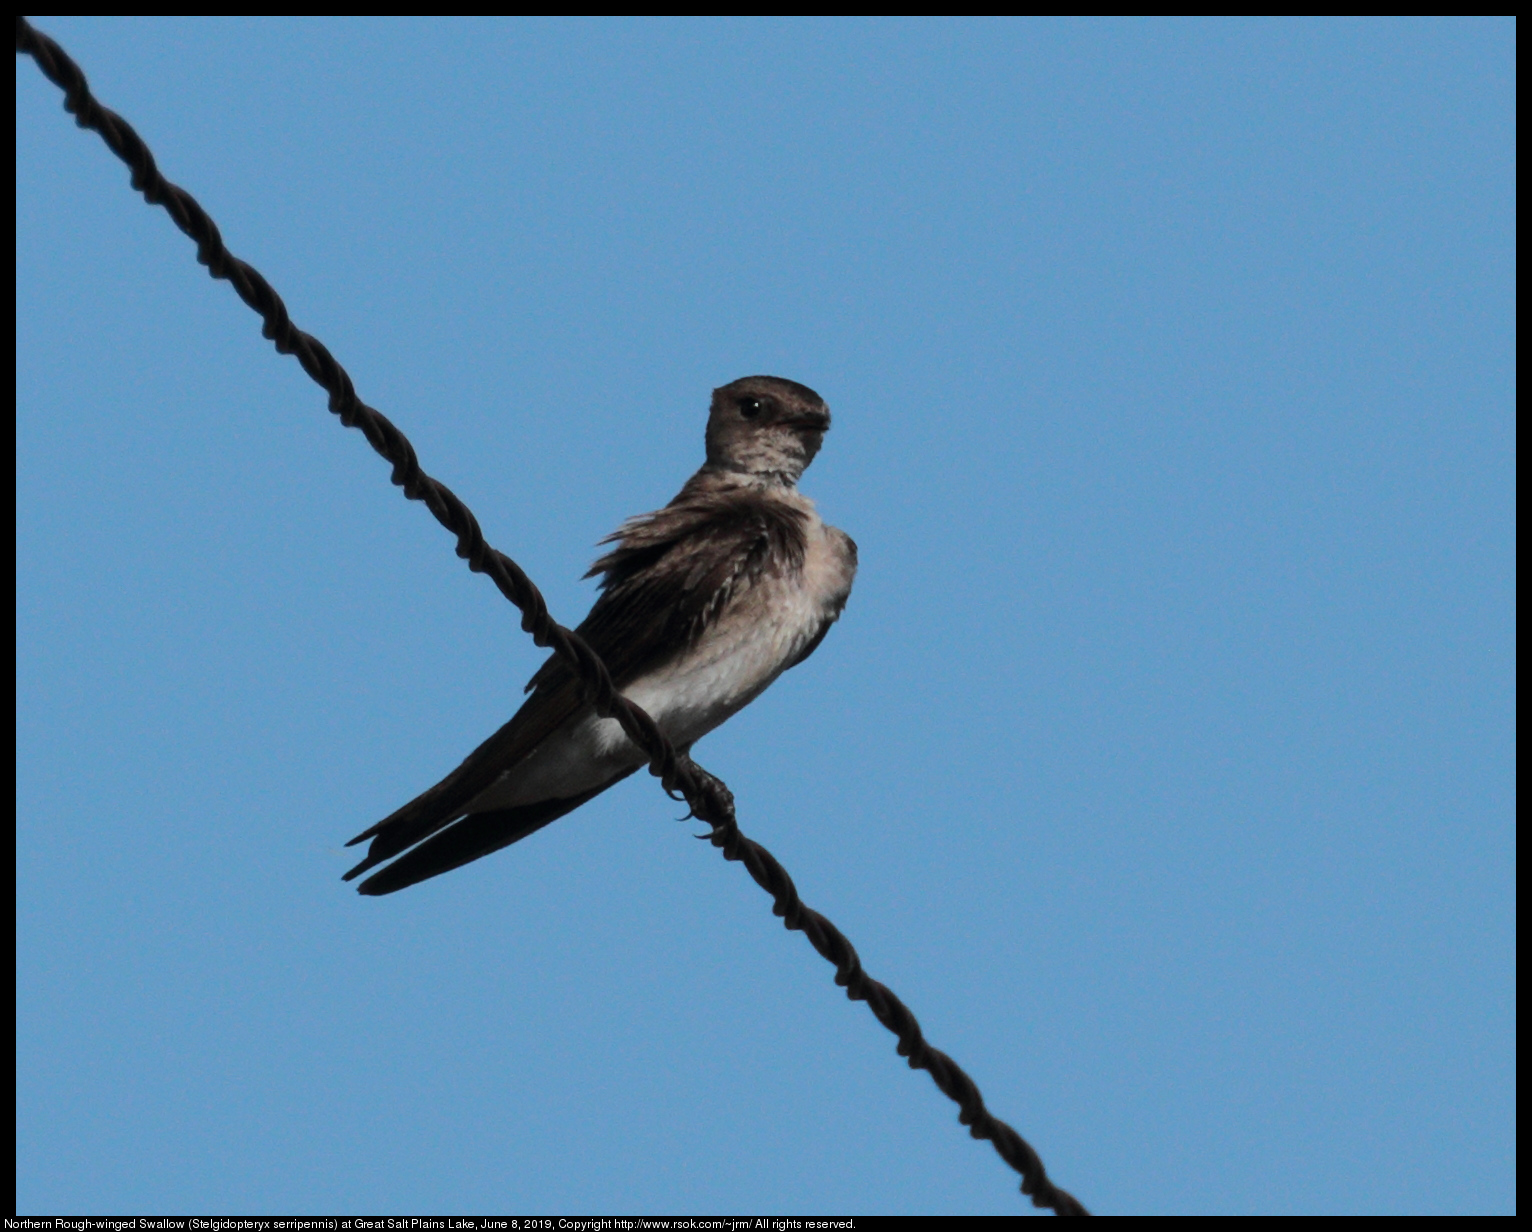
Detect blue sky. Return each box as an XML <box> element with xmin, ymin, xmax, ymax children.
<box><xmin>17</xmin><ymin>17</ymin><xmax>1515</xmax><ymax>1216</ymax></box>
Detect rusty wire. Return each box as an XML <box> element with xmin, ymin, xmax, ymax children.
<box><xmin>16</xmin><ymin>16</ymin><xmax>1090</xmax><ymax>1216</ymax></box>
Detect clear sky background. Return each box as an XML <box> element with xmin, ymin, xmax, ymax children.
<box><xmin>17</xmin><ymin>17</ymin><xmax>1515</xmax><ymax>1217</ymax></box>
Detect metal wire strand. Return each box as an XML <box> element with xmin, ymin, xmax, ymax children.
<box><xmin>17</xmin><ymin>16</ymin><xmax>1089</xmax><ymax>1216</ymax></box>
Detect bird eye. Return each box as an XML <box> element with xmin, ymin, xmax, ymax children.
<box><xmin>739</xmin><ymin>397</ymin><xmax>764</xmax><ymax>419</ymax></box>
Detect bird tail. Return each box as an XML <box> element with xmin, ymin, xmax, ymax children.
<box><xmin>350</xmin><ymin>770</ymin><xmax>637</xmax><ymax>896</ymax></box>
<box><xmin>342</xmin><ymin>675</ymin><xmax>588</xmax><ymax>884</ymax></box>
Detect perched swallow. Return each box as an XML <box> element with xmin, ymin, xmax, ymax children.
<box><xmin>344</xmin><ymin>375</ymin><xmax>857</xmax><ymax>895</ymax></box>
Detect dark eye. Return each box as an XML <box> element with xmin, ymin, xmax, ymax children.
<box><xmin>739</xmin><ymin>397</ymin><xmax>764</xmax><ymax>419</ymax></box>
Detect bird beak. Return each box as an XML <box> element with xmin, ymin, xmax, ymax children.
<box><xmin>786</xmin><ymin>409</ymin><xmax>831</xmax><ymax>433</ymax></box>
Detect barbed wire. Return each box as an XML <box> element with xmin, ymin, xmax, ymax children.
<box><xmin>16</xmin><ymin>16</ymin><xmax>1089</xmax><ymax>1216</ymax></box>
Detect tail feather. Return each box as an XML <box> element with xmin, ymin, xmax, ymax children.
<box><xmin>354</xmin><ymin>770</ymin><xmax>636</xmax><ymax>896</ymax></box>
<box><xmin>345</xmin><ymin>675</ymin><xmax>587</xmax><ymax>876</ymax></box>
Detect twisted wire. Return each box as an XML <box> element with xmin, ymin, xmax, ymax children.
<box><xmin>16</xmin><ymin>17</ymin><xmax>1088</xmax><ymax>1215</ymax></box>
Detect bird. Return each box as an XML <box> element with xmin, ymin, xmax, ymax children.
<box><xmin>344</xmin><ymin>375</ymin><xmax>857</xmax><ymax>895</ymax></box>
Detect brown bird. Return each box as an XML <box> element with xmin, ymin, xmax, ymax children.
<box><xmin>344</xmin><ymin>375</ymin><xmax>857</xmax><ymax>894</ymax></box>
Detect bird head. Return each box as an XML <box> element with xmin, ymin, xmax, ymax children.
<box><xmin>704</xmin><ymin>375</ymin><xmax>831</xmax><ymax>486</ymax></box>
